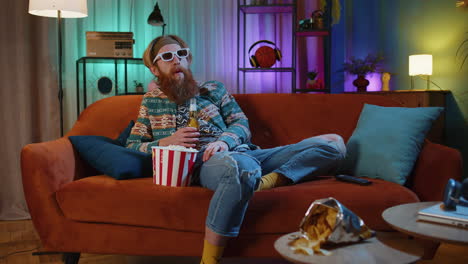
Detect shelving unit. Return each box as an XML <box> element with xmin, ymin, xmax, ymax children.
<box><xmin>294</xmin><ymin>26</ymin><xmax>331</xmax><ymax>93</ymax></box>
<box><xmin>237</xmin><ymin>0</ymin><xmax>332</xmax><ymax>94</ymax></box>
<box><xmin>75</xmin><ymin>57</ymin><xmax>144</xmax><ymax>117</ymax></box>
<box><xmin>237</xmin><ymin>0</ymin><xmax>296</xmax><ymax>94</ymax></box>
<box><xmin>239</xmin><ymin>4</ymin><xmax>295</xmax><ymax>13</ymax></box>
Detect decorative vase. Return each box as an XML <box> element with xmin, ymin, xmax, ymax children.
<box><xmin>306</xmin><ymin>79</ymin><xmax>316</xmax><ymax>89</ymax></box>
<box><xmin>381</xmin><ymin>72</ymin><xmax>391</xmax><ymax>91</ymax></box>
<box><xmin>136</xmin><ymin>85</ymin><xmax>144</xmax><ymax>93</ymax></box>
<box><xmin>353</xmin><ymin>75</ymin><xmax>370</xmax><ymax>92</ymax></box>
<box><xmin>311</xmin><ymin>10</ymin><xmax>324</xmax><ymax>30</ymax></box>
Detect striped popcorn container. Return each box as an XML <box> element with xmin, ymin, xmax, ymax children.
<box><xmin>151</xmin><ymin>146</ymin><xmax>198</xmax><ymax>187</ymax></box>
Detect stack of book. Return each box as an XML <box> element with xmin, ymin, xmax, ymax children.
<box><xmin>417</xmin><ymin>202</ymin><xmax>468</xmax><ymax>229</ymax></box>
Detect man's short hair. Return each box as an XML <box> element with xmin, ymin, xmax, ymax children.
<box><xmin>143</xmin><ymin>35</ymin><xmax>192</xmax><ymax>69</ymax></box>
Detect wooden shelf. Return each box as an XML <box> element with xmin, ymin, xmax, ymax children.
<box><xmin>237</xmin><ymin>0</ymin><xmax>331</xmax><ymax>94</ymax></box>
<box><xmin>296</xmin><ymin>30</ymin><xmax>330</xmax><ymax>37</ymax></box>
<box><xmin>239</xmin><ymin>67</ymin><xmax>295</xmax><ymax>72</ymax></box>
<box><xmin>294</xmin><ymin>88</ymin><xmax>330</xmax><ymax>93</ymax></box>
<box><xmin>239</xmin><ymin>4</ymin><xmax>294</xmax><ymax>14</ymax></box>
<box><xmin>77</xmin><ymin>57</ymin><xmax>143</xmax><ymax>64</ymax></box>
<box><xmin>118</xmin><ymin>92</ymin><xmax>145</xmax><ymax>95</ymax></box>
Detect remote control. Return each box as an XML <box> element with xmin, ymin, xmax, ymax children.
<box><xmin>335</xmin><ymin>174</ymin><xmax>372</xmax><ymax>186</ymax></box>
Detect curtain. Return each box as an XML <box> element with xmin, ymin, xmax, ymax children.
<box><xmin>63</xmin><ymin>0</ymin><xmax>241</xmax><ymax>131</ymax></box>
<box><xmin>0</xmin><ymin>0</ymin><xmax>59</xmax><ymax>220</ymax></box>
<box><xmin>0</xmin><ymin>0</ymin><xmax>320</xmax><ymax>220</ymax></box>
<box><xmin>63</xmin><ymin>0</ymin><xmax>319</xmax><ymax>130</ymax></box>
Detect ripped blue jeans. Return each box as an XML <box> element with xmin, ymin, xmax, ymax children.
<box><xmin>194</xmin><ymin>136</ymin><xmax>345</xmax><ymax>237</ymax></box>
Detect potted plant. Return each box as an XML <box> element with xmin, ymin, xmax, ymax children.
<box><xmin>134</xmin><ymin>80</ymin><xmax>144</xmax><ymax>93</ymax></box>
<box><xmin>299</xmin><ymin>0</ymin><xmax>341</xmax><ymax>31</ymax></box>
<box><xmin>306</xmin><ymin>70</ymin><xmax>324</xmax><ymax>90</ymax></box>
<box><xmin>456</xmin><ymin>33</ymin><xmax>468</xmax><ymax>70</ymax></box>
<box><xmin>343</xmin><ymin>54</ymin><xmax>384</xmax><ymax>92</ymax></box>
<box><xmin>456</xmin><ymin>0</ymin><xmax>468</xmax><ymax>8</ymax></box>
<box><xmin>456</xmin><ymin>1</ymin><xmax>467</xmax><ymax>70</ymax></box>
<box><xmin>319</xmin><ymin>0</ymin><xmax>341</xmax><ymax>26</ymax></box>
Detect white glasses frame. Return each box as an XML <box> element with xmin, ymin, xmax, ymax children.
<box><xmin>152</xmin><ymin>48</ymin><xmax>190</xmax><ymax>64</ymax></box>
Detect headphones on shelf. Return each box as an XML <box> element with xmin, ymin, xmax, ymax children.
<box><xmin>248</xmin><ymin>40</ymin><xmax>282</xmax><ymax>68</ymax></box>
<box><xmin>442</xmin><ymin>178</ymin><xmax>468</xmax><ymax>210</ymax></box>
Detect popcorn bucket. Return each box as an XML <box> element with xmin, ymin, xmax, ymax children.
<box><xmin>151</xmin><ymin>146</ymin><xmax>198</xmax><ymax>187</ymax></box>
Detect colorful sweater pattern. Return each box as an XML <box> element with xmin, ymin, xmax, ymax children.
<box><xmin>126</xmin><ymin>81</ymin><xmax>254</xmax><ymax>153</ymax></box>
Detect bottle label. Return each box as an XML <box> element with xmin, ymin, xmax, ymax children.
<box><xmin>189</xmin><ymin>98</ymin><xmax>197</xmax><ymax>111</ymax></box>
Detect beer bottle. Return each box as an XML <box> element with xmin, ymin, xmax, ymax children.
<box><xmin>188</xmin><ymin>98</ymin><xmax>199</xmax><ymax>129</ymax></box>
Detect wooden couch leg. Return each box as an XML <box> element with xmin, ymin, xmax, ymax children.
<box><xmin>62</xmin><ymin>252</ymin><xmax>80</xmax><ymax>264</ymax></box>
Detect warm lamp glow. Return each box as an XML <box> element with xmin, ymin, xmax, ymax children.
<box><xmin>409</xmin><ymin>54</ymin><xmax>432</xmax><ymax>76</ymax></box>
<box><xmin>28</xmin><ymin>0</ymin><xmax>88</xmax><ymax>18</ymax></box>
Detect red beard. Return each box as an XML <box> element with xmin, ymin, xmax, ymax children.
<box><xmin>158</xmin><ymin>66</ymin><xmax>198</xmax><ymax>105</ymax></box>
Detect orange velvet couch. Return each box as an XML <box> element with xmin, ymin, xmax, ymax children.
<box><xmin>21</xmin><ymin>93</ymin><xmax>462</xmax><ymax>260</ymax></box>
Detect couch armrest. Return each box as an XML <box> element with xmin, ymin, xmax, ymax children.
<box><xmin>411</xmin><ymin>141</ymin><xmax>462</xmax><ymax>202</ymax></box>
<box><xmin>21</xmin><ymin>138</ymin><xmax>78</xmax><ymax>245</ymax></box>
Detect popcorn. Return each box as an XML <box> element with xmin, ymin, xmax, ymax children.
<box><xmin>167</xmin><ymin>145</ymin><xmax>198</xmax><ymax>152</ymax></box>
<box><xmin>152</xmin><ymin>146</ymin><xmax>199</xmax><ymax>187</ymax></box>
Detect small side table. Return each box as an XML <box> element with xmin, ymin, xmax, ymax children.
<box><xmin>382</xmin><ymin>202</ymin><xmax>468</xmax><ymax>260</ymax></box>
<box><xmin>274</xmin><ymin>232</ymin><xmax>419</xmax><ymax>264</ymax></box>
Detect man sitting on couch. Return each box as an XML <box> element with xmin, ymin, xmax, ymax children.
<box><xmin>126</xmin><ymin>35</ymin><xmax>346</xmax><ymax>264</ymax></box>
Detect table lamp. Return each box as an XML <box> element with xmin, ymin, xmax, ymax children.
<box><xmin>28</xmin><ymin>0</ymin><xmax>88</xmax><ymax>137</ymax></box>
<box><xmin>409</xmin><ymin>54</ymin><xmax>432</xmax><ymax>90</ymax></box>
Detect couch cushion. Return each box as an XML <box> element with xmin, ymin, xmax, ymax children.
<box><xmin>341</xmin><ymin>104</ymin><xmax>443</xmax><ymax>185</ymax></box>
<box><xmin>56</xmin><ymin>175</ymin><xmax>419</xmax><ymax>232</ymax></box>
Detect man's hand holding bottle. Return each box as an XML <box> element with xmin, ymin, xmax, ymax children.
<box><xmin>159</xmin><ymin>127</ymin><xmax>199</xmax><ymax>148</ymax></box>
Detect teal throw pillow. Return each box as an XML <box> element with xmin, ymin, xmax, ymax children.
<box><xmin>342</xmin><ymin>104</ymin><xmax>443</xmax><ymax>185</ymax></box>
<box><xmin>69</xmin><ymin>135</ymin><xmax>152</xmax><ymax>180</ymax></box>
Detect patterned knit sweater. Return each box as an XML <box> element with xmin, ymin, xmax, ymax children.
<box><xmin>126</xmin><ymin>81</ymin><xmax>255</xmax><ymax>154</ymax></box>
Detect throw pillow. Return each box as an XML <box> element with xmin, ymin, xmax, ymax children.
<box><xmin>341</xmin><ymin>104</ymin><xmax>443</xmax><ymax>185</ymax></box>
<box><xmin>115</xmin><ymin>120</ymin><xmax>135</xmax><ymax>146</ymax></box>
<box><xmin>69</xmin><ymin>135</ymin><xmax>152</xmax><ymax>180</ymax></box>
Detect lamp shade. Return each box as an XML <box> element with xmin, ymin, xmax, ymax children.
<box><xmin>409</xmin><ymin>54</ymin><xmax>432</xmax><ymax>76</ymax></box>
<box><xmin>147</xmin><ymin>2</ymin><xmax>165</xmax><ymax>26</ymax></box>
<box><xmin>29</xmin><ymin>0</ymin><xmax>88</xmax><ymax>18</ymax></box>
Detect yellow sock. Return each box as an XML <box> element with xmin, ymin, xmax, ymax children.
<box><xmin>256</xmin><ymin>172</ymin><xmax>291</xmax><ymax>191</ymax></box>
<box><xmin>200</xmin><ymin>239</ymin><xmax>225</xmax><ymax>264</ymax></box>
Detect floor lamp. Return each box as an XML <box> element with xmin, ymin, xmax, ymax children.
<box><xmin>28</xmin><ymin>0</ymin><xmax>88</xmax><ymax>137</ymax></box>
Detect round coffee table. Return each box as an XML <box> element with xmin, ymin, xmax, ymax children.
<box><xmin>274</xmin><ymin>232</ymin><xmax>419</xmax><ymax>264</ymax></box>
<box><xmin>382</xmin><ymin>202</ymin><xmax>468</xmax><ymax>259</ymax></box>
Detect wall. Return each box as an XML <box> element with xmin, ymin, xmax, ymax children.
<box><xmin>62</xmin><ymin>0</ymin><xmax>239</xmax><ymax>131</ymax></box>
<box><xmin>335</xmin><ymin>0</ymin><xmax>468</xmax><ymax>178</ymax></box>
<box><xmin>58</xmin><ymin>0</ymin><xmax>468</xmax><ymax>178</ymax></box>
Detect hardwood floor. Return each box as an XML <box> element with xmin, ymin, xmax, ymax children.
<box><xmin>1</xmin><ymin>220</ymin><xmax>467</xmax><ymax>264</ymax></box>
